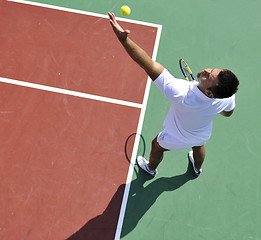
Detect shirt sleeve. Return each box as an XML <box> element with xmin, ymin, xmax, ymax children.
<box><xmin>154</xmin><ymin>68</ymin><xmax>189</xmax><ymax>103</ymax></box>
<box><xmin>223</xmin><ymin>94</ymin><xmax>236</xmax><ymax>111</ymax></box>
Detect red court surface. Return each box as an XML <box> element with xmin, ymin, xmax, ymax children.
<box><xmin>0</xmin><ymin>1</ymin><xmax>159</xmax><ymax>239</ymax></box>
<box><xmin>0</xmin><ymin>0</ymin><xmax>157</xmax><ymax>104</ymax></box>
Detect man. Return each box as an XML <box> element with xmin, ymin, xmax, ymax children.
<box><xmin>108</xmin><ymin>12</ymin><xmax>239</xmax><ymax>176</ymax></box>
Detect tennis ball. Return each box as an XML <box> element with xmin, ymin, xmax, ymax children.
<box><xmin>120</xmin><ymin>5</ymin><xmax>131</xmax><ymax>16</ymax></box>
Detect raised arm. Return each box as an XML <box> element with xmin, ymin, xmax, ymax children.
<box><xmin>108</xmin><ymin>12</ymin><xmax>164</xmax><ymax>81</ymax></box>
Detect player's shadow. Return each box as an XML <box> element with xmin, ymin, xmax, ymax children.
<box><xmin>120</xmin><ymin>160</ymin><xmax>198</xmax><ymax>237</ymax></box>
<box><xmin>66</xmin><ymin>160</ymin><xmax>197</xmax><ymax>240</ymax></box>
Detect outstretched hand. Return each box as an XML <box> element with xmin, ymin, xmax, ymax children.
<box><xmin>108</xmin><ymin>12</ymin><xmax>130</xmax><ymax>42</ymax></box>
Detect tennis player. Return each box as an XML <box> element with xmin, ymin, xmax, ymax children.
<box><xmin>108</xmin><ymin>12</ymin><xmax>239</xmax><ymax>176</ymax></box>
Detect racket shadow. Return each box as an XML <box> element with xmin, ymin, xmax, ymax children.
<box><xmin>124</xmin><ymin>132</ymin><xmax>146</xmax><ymax>174</ymax></box>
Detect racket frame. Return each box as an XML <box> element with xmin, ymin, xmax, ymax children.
<box><xmin>179</xmin><ymin>59</ymin><xmax>196</xmax><ymax>81</ymax></box>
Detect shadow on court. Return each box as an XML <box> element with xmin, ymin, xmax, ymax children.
<box><xmin>120</xmin><ymin>160</ymin><xmax>197</xmax><ymax>238</ymax></box>
<box><xmin>66</xmin><ymin>159</ymin><xmax>197</xmax><ymax>240</ymax></box>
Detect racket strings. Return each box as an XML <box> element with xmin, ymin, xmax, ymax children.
<box><xmin>179</xmin><ymin>59</ymin><xmax>196</xmax><ymax>82</ymax></box>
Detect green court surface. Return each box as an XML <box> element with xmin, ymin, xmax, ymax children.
<box><xmin>23</xmin><ymin>0</ymin><xmax>261</xmax><ymax>239</ymax></box>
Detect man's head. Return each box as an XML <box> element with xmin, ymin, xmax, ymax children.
<box><xmin>197</xmin><ymin>68</ymin><xmax>239</xmax><ymax>98</ymax></box>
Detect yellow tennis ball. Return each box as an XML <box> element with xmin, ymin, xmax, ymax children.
<box><xmin>120</xmin><ymin>5</ymin><xmax>131</xmax><ymax>16</ymax></box>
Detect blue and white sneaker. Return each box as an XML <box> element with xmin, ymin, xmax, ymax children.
<box><xmin>188</xmin><ymin>151</ymin><xmax>202</xmax><ymax>176</ymax></box>
<box><xmin>137</xmin><ymin>156</ymin><xmax>157</xmax><ymax>176</ymax></box>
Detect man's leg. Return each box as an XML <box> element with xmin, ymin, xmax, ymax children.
<box><xmin>148</xmin><ymin>136</ymin><xmax>169</xmax><ymax>171</ymax></box>
<box><xmin>192</xmin><ymin>145</ymin><xmax>205</xmax><ymax>171</ymax></box>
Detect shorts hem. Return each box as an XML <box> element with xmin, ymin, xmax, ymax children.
<box><xmin>157</xmin><ymin>130</ymin><xmax>206</xmax><ymax>152</ymax></box>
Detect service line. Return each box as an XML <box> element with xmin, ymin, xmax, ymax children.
<box><xmin>0</xmin><ymin>77</ymin><xmax>143</xmax><ymax>108</ymax></box>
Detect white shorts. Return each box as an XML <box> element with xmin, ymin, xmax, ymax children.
<box><xmin>157</xmin><ymin>129</ymin><xmax>206</xmax><ymax>151</ymax></box>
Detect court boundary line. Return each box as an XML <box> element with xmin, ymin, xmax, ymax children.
<box><xmin>0</xmin><ymin>77</ymin><xmax>143</xmax><ymax>108</ymax></box>
<box><xmin>114</xmin><ymin>27</ymin><xmax>162</xmax><ymax>240</ymax></box>
<box><xmin>5</xmin><ymin>0</ymin><xmax>163</xmax><ymax>238</ymax></box>
<box><xmin>7</xmin><ymin>0</ymin><xmax>162</xmax><ymax>28</ymax></box>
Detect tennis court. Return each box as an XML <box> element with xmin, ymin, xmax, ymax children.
<box><xmin>1</xmin><ymin>0</ymin><xmax>260</xmax><ymax>239</ymax></box>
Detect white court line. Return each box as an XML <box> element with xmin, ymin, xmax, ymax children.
<box><xmin>0</xmin><ymin>77</ymin><xmax>143</xmax><ymax>108</ymax></box>
<box><xmin>6</xmin><ymin>0</ymin><xmax>163</xmax><ymax>238</ymax></box>
<box><xmin>7</xmin><ymin>0</ymin><xmax>162</xmax><ymax>28</ymax></box>
<box><xmin>114</xmin><ymin>24</ymin><xmax>163</xmax><ymax>240</ymax></box>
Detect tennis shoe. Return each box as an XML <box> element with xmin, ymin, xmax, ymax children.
<box><xmin>137</xmin><ymin>156</ymin><xmax>157</xmax><ymax>176</ymax></box>
<box><xmin>188</xmin><ymin>151</ymin><xmax>202</xmax><ymax>176</ymax></box>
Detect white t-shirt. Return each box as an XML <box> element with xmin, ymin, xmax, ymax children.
<box><xmin>154</xmin><ymin>69</ymin><xmax>235</xmax><ymax>147</ymax></box>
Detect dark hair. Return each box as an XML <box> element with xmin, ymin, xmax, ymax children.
<box><xmin>209</xmin><ymin>69</ymin><xmax>239</xmax><ymax>98</ymax></box>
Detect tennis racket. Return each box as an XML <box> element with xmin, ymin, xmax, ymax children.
<box><xmin>179</xmin><ymin>59</ymin><xmax>196</xmax><ymax>82</ymax></box>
